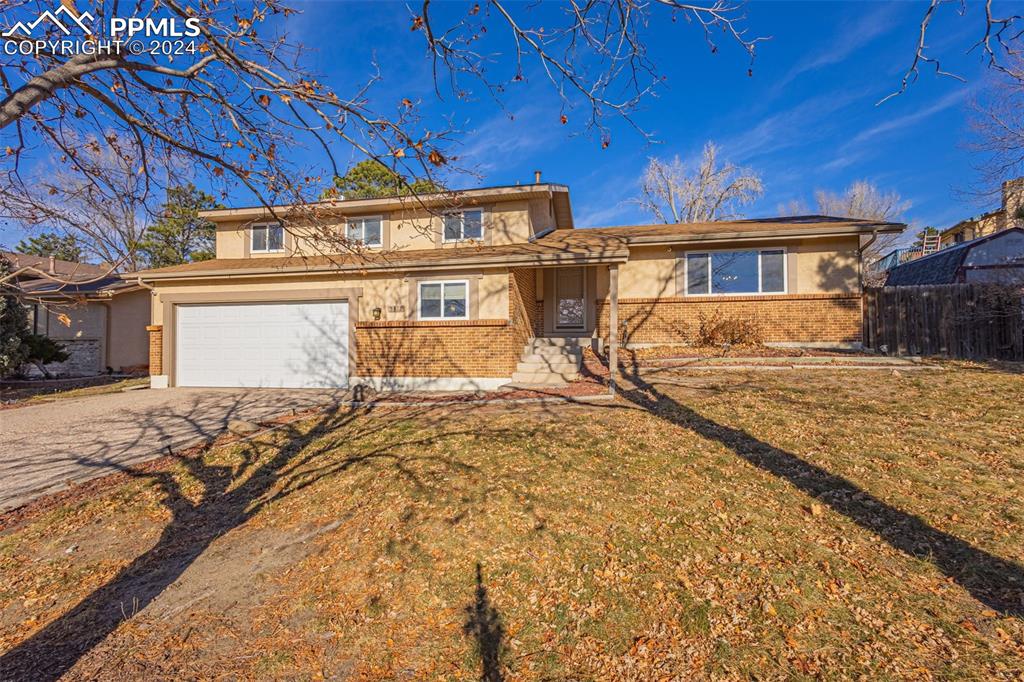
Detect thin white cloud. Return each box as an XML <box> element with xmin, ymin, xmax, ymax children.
<box><xmin>819</xmin><ymin>86</ymin><xmax>973</xmax><ymax>172</ymax></box>
<box><xmin>716</xmin><ymin>86</ymin><xmax>871</xmax><ymax>163</ymax></box>
<box><xmin>457</xmin><ymin>102</ymin><xmax>563</xmax><ymax>175</ymax></box>
<box><xmin>776</xmin><ymin>4</ymin><xmax>901</xmax><ymax>89</ymax></box>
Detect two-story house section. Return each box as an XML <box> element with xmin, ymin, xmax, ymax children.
<box><xmin>133</xmin><ymin>180</ymin><xmax>903</xmax><ymax>390</ymax></box>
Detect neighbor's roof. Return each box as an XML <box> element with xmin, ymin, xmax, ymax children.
<box><xmin>939</xmin><ymin>208</ymin><xmax>1001</xmax><ymax>237</ymax></box>
<box><xmin>578</xmin><ymin>215</ymin><xmax>905</xmax><ymax>244</ymax></box>
<box><xmin>1</xmin><ymin>251</ymin><xmax>108</xmax><ymax>281</ymax></box>
<box><xmin>200</xmin><ymin>183</ymin><xmax>576</xmax><ymax>229</ymax></box>
<box><xmin>885</xmin><ymin>227</ymin><xmax>1024</xmax><ymax>286</ymax></box>
<box><xmin>18</xmin><ymin>276</ymin><xmax>142</xmax><ymax>298</ymax></box>
<box><xmin>132</xmin><ymin>230</ymin><xmax>629</xmax><ymax>281</ymax></box>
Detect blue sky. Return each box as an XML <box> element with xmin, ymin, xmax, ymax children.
<box><xmin>283</xmin><ymin>0</ymin><xmax>1003</xmax><ymax>242</ymax></box>
<box><xmin>0</xmin><ymin>1</ymin><xmax>1009</xmax><ymax>249</ymax></box>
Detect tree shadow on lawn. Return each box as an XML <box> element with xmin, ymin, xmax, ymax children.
<box><xmin>617</xmin><ymin>365</ymin><xmax>1024</xmax><ymax>618</ymax></box>
<box><xmin>0</xmin><ymin>395</ymin><xmax>534</xmax><ymax>681</ymax></box>
<box><xmin>464</xmin><ymin>562</ymin><xmax>506</xmax><ymax>682</ymax></box>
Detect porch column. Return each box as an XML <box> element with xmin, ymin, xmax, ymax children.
<box><xmin>608</xmin><ymin>263</ymin><xmax>618</xmax><ymax>395</ymax></box>
<box><xmin>146</xmin><ymin>325</ymin><xmax>163</xmax><ymax>375</ymax></box>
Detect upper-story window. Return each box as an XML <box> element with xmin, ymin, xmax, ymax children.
<box><xmin>685</xmin><ymin>249</ymin><xmax>786</xmax><ymax>296</ymax></box>
<box><xmin>347</xmin><ymin>216</ymin><xmax>382</xmax><ymax>247</ymax></box>
<box><xmin>251</xmin><ymin>222</ymin><xmax>284</xmax><ymax>253</ymax></box>
<box><xmin>443</xmin><ymin>209</ymin><xmax>483</xmax><ymax>243</ymax></box>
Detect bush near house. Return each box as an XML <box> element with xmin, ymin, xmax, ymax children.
<box><xmin>696</xmin><ymin>308</ymin><xmax>764</xmax><ymax>346</ymax></box>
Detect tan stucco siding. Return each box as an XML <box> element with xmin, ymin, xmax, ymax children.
<box><xmin>605</xmin><ymin>238</ymin><xmax>861</xmax><ymax>299</ymax></box>
<box><xmin>212</xmin><ymin>200</ymin><xmax>547</xmax><ymax>258</ymax></box>
<box><xmin>610</xmin><ymin>245</ymin><xmax>677</xmax><ymax>299</ymax></box>
<box><xmin>107</xmin><ymin>289</ymin><xmax>151</xmax><ymax>370</ymax></box>
<box><xmin>150</xmin><ymin>270</ymin><xmax>510</xmax><ymax>326</ymax></box>
<box><xmin>789</xmin><ymin>237</ymin><xmax>860</xmax><ymax>294</ymax></box>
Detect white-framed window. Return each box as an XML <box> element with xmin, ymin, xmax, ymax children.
<box><xmin>442</xmin><ymin>209</ymin><xmax>484</xmax><ymax>242</ymax></box>
<box><xmin>418</xmin><ymin>280</ymin><xmax>469</xmax><ymax>320</ymax></box>
<box><xmin>251</xmin><ymin>222</ymin><xmax>285</xmax><ymax>253</ymax></box>
<box><xmin>684</xmin><ymin>248</ymin><xmax>787</xmax><ymax>296</ymax></box>
<box><xmin>346</xmin><ymin>215</ymin><xmax>383</xmax><ymax>247</ymax></box>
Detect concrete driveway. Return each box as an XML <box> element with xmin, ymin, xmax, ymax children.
<box><xmin>0</xmin><ymin>387</ymin><xmax>348</xmax><ymax>512</ymax></box>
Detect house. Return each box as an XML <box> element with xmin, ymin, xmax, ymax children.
<box><xmin>939</xmin><ymin>178</ymin><xmax>1023</xmax><ymax>248</ymax></box>
<box><xmin>4</xmin><ymin>252</ymin><xmax>151</xmax><ymax>376</ymax></box>
<box><xmin>132</xmin><ymin>182</ymin><xmax>904</xmax><ymax>390</ymax></box>
<box><xmin>885</xmin><ymin>227</ymin><xmax>1024</xmax><ymax>287</ymax></box>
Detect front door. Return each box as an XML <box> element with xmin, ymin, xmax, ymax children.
<box><xmin>555</xmin><ymin>267</ymin><xmax>586</xmax><ymax>330</ymax></box>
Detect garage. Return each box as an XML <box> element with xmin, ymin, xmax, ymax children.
<box><xmin>175</xmin><ymin>301</ymin><xmax>349</xmax><ymax>388</ymax></box>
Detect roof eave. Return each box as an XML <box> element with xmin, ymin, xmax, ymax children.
<box><xmin>200</xmin><ymin>184</ymin><xmax>572</xmax><ymax>222</ymax></box>
<box><xmin>621</xmin><ymin>224</ymin><xmax>905</xmax><ymax>246</ymax></box>
<box><xmin>135</xmin><ymin>250</ymin><xmax>629</xmax><ymax>282</ymax></box>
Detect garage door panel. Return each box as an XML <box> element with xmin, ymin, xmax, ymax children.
<box><xmin>175</xmin><ymin>301</ymin><xmax>349</xmax><ymax>388</ymax></box>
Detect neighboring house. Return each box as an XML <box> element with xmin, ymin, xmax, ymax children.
<box><xmin>132</xmin><ymin>182</ymin><xmax>904</xmax><ymax>390</ymax></box>
<box><xmin>939</xmin><ymin>178</ymin><xmax>1024</xmax><ymax>248</ymax></box>
<box><xmin>885</xmin><ymin>228</ymin><xmax>1024</xmax><ymax>287</ymax></box>
<box><xmin>4</xmin><ymin>252</ymin><xmax>151</xmax><ymax>376</ymax></box>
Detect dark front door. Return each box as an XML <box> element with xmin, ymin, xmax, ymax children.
<box><xmin>555</xmin><ymin>267</ymin><xmax>586</xmax><ymax>330</ymax></box>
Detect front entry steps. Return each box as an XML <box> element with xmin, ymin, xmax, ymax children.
<box><xmin>507</xmin><ymin>337</ymin><xmax>587</xmax><ymax>387</ymax></box>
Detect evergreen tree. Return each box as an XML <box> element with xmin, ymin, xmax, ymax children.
<box><xmin>139</xmin><ymin>185</ymin><xmax>222</xmax><ymax>268</ymax></box>
<box><xmin>0</xmin><ymin>256</ymin><xmax>30</xmax><ymax>377</ymax></box>
<box><xmin>15</xmin><ymin>232</ymin><xmax>82</xmax><ymax>262</ymax></box>
<box><xmin>323</xmin><ymin>160</ymin><xmax>441</xmax><ymax>200</ymax></box>
<box><xmin>912</xmin><ymin>226</ymin><xmax>940</xmax><ymax>248</ymax></box>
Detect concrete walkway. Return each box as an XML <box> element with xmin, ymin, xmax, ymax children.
<box><xmin>0</xmin><ymin>387</ymin><xmax>347</xmax><ymax>512</ymax></box>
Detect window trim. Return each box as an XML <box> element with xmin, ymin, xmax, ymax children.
<box><xmin>683</xmin><ymin>247</ymin><xmax>788</xmax><ymax>297</ymax></box>
<box><xmin>441</xmin><ymin>209</ymin><xmax>485</xmax><ymax>244</ymax></box>
<box><xmin>346</xmin><ymin>215</ymin><xmax>384</xmax><ymax>248</ymax></box>
<box><xmin>418</xmin><ymin>279</ymin><xmax>470</xmax><ymax>320</ymax></box>
<box><xmin>250</xmin><ymin>221</ymin><xmax>285</xmax><ymax>253</ymax></box>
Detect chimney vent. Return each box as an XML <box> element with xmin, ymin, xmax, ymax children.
<box><xmin>534</xmin><ymin>170</ymin><xmax>542</xmax><ymax>184</ymax></box>
<box><xmin>48</xmin><ymin>254</ymin><xmax>56</xmax><ymax>274</ymax></box>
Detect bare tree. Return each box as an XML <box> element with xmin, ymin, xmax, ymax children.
<box><xmin>814</xmin><ymin>181</ymin><xmax>910</xmax><ymax>222</ymax></box>
<box><xmin>970</xmin><ymin>56</ymin><xmax>1024</xmax><ymax>189</ymax></box>
<box><xmin>5</xmin><ymin>135</ymin><xmax>155</xmax><ymax>272</ymax></box>
<box><xmin>1</xmin><ymin>0</ymin><xmax>764</xmax><ymax>284</ymax></box>
<box><xmin>881</xmin><ymin>0</ymin><xmax>1023</xmax><ymax>104</ymax></box>
<box><xmin>638</xmin><ymin>142</ymin><xmax>763</xmax><ymax>223</ymax></box>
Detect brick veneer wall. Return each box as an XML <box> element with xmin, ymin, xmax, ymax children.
<box><xmin>509</xmin><ymin>267</ymin><xmax>538</xmax><ymax>347</ymax></box>
<box><xmin>146</xmin><ymin>325</ymin><xmax>162</xmax><ymax>375</ymax></box>
<box><xmin>356</xmin><ymin>270</ymin><xmax>534</xmax><ymax>378</ymax></box>
<box><xmin>595</xmin><ymin>294</ymin><xmax>862</xmax><ymax>345</ymax></box>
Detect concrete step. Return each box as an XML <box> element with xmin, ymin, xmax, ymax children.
<box><xmin>515</xmin><ymin>360</ymin><xmax>580</xmax><ymax>373</ymax></box>
<box><xmin>529</xmin><ymin>337</ymin><xmax>589</xmax><ymax>348</ymax></box>
<box><xmin>500</xmin><ymin>382</ymin><xmax>573</xmax><ymax>390</ymax></box>
<box><xmin>520</xmin><ymin>348</ymin><xmax>582</xmax><ymax>362</ymax></box>
<box><xmin>510</xmin><ymin>371</ymin><xmax>573</xmax><ymax>385</ymax></box>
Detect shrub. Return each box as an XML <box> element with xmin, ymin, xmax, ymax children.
<box><xmin>696</xmin><ymin>308</ymin><xmax>763</xmax><ymax>346</ymax></box>
<box><xmin>23</xmin><ymin>334</ymin><xmax>70</xmax><ymax>379</ymax></box>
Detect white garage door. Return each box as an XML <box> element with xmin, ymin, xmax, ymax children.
<box><xmin>175</xmin><ymin>301</ymin><xmax>349</xmax><ymax>388</ymax></box>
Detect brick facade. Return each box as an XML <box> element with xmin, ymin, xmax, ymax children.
<box><xmin>596</xmin><ymin>294</ymin><xmax>862</xmax><ymax>345</ymax></box>
<box><xmin>355</xmin><ymin>271</ymin><xmax>535</xmax><ymax>378</ymax></box>
<box><xmin>146</xmin><ymin>325</ymin><xmax>162</xmax><ymax>375</ymax></box>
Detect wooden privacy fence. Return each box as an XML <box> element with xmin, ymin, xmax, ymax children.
<box><xmin>863</xmin><ymin>284</ymin><xmax>1024</xmax><ymax>360</ymax></box>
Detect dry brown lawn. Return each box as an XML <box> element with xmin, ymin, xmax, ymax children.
<box><xmin>1</xmin><ymin>365</ymin><xmax>1022</xmax><ymax>680</ymax></box>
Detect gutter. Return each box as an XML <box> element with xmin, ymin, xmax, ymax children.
<box><xmin>620</xmin><ymin>226</ymin><xmax>904</xmax><ymax>247</ymax></box>
<box><xmin>134</xmin><ymin>251</ymin><xmax>631</xmax><ymax>282</ymax></box>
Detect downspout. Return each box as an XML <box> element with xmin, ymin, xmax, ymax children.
<box><xmin>858</xmin><ymin>229</ymin><xmax>879</xmax><ymax>288</ymax></box>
